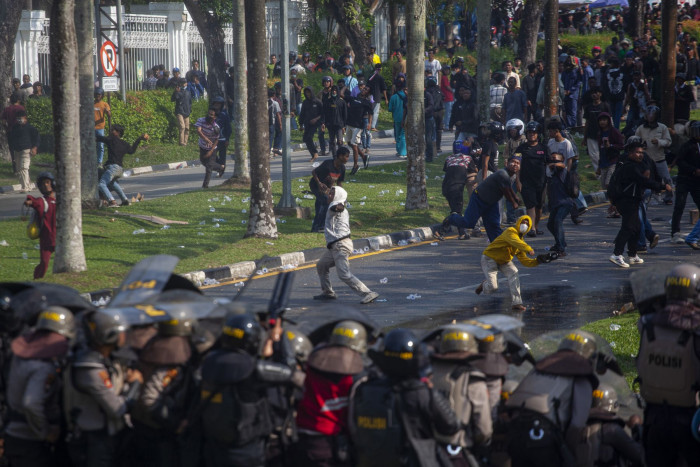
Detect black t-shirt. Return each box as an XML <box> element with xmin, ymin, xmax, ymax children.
<box><xmin>309</xmin><ymin>159</ymin><xmax>345</xmax><ymax>190</ymax></box>
<box><xmin>475</xmin><ymin>138</ymin><xmax>498</xmax><ymax>173</ymax></box>
<box><xmin>367</xmin><ymin>72</ymin><xmax>387</xmax><ymax>103</ymax></box>
<box><xmin>516</xmin><ymin>142</ymin><xmax>547</xmax><ymax>187</ymax></box>
<box><xmin>583</xmin><ymin>102</ymin><xmax>610</xmax><ymax>139</ymax></box>
<box><xmin>345</xmin><ymin>95</ymin><xmax>372</xmax><ymax>128</ymax></box>
<box><xmin>475</xmin><ymin>169</ymin><xmax>513</xmax><ymax>204</ymax></box>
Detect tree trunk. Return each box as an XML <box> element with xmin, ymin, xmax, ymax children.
<box><xmin>627</xmin><ymin>0</ymin><xmax>644</xmax><ymax>38</ymax></box>
<box><xmin>388</xmin><ymin>1</ymin><xmax>401</xmax><ymax>52</ymax></box>
<box><xmin>476</xmin><ymin>0</ymin><xmax>491</xmax><ymax>122</ymax></box>
<box><xmin>405</xmin><ymin>0</ymin><xmax>428</xmax><ymax>210</ymax></box>
<box><xmin>228</xmin><ymin>0</ymin><xmax>250</xmax><ymax>184</ymax></box>
<box><xmin>444</xmin><ymin>0</ymin><xmax>455</xmax><ymax>46</ymax></box>
<box><xmin>51</xmin><ymin>0</ymin><xmax>87</xmax><ymax>274</ymax></box>
<box><xmin>183</xmin><ymin>0</ymin><xmax>227</xmax><ymax>104</ymax></box>
<box><xmin>543</xmin><ymin>0</ymin><xmax>559</xmax><ymax>119</ymax></box>
<box><xmin>76</xmin><ymin>0</ymin><xmax>99</xmax><ymax>208</ymax></box>
<box><xmin>517</xmin><ymin>0</ymin><xmax>544</xmax><ymax>68</ymax></box>
<box><xmin>0</xmin><ymin>1</ymin><xmax>24</xmax><ymax>164</ymax></box>
<box><xmin>244</xmin><ymin>0</ymin><xmax>277</xmax><ymax>238</ymax></box>
<box><xmin>326</xmin><ymin>0</ymin><xmax>371</xmax><ymax>66</ymax></box>
<box><xmin>660</xmin><ymin>0</ymin><xmax>677</xmax><ymax>127</ymax></box>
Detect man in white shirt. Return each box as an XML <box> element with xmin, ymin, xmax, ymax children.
<box><xmin>424</xmin><ymin>48</ymin><xmax>442</xmax><ymax>79</ymax></box>
<box><xmin>503</xmin><ymin>60</ymin><xmax>520</xmax><ymax>89</ymax></box>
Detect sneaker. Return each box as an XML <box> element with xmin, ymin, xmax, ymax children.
<box><xmin>218</xmin><ymin>165</ymin><xmax>226</xmax><ymax>177</ymax></box>
<box><xmin>636</xmin><ymin>246</ymin><xmax>648</xmax><ymax>254</ymax></box>
<box><xmin>475</xmin><ymin>282</ymin><xmax>484</xmax><ymax>295</ymax></box>
<box><xmin>360</xmin><ymin>291</ymin><xmax>380</xmax><ymax>304</ymax></box>
<box><xmin>433</xmin><ymin>228</ymin><xmax>445</xmax><ymax>241</ymax></box>
<box><xmin>512</xmin><ymin>304</ymin><xmax>527</xmax><ymax>312</ymax></box>
<box><xmin>609</xmin><ymin>255</ymin><xmax>630</xmax><ymax>268</ymax></box>
<box><xmin>108</xmin><ymin>200</ymin><xmax>118</xmax><ymax>207</ymax></box>
<box><xmin>686</xmin><ymin>240</ymin><xmax>700</xmax><ymax>250</ymax></box>
<box><xmin>628</xmin><ymin>255</ymin><xmax>645</xmax><ymax>264</ymax></box>
<box><xmin>458</xmin><ymin>233</ymin><xmax>470</xmax><ymax>240</ymax></box>
<box><xmin>672</xmin><ymin>233</ymin><xmax>686</xmax><ymax>244</ymax></box>
<box><xmin>649</xmin><ymin>234</ymin><xmax>660</xmax><ymax>249</ymax></box>
<box><xmin>572</xmin><ymin>217</ymin><xmax>584</xmax><ymax>225</ymax></box>
<box><xmin>363</xmin><ymin>154</ymin><xmax>370</xmax><ymax>169</ymax></box>
<box><xmin>471</xmin><ymin>228</ymin><xmax>482</xmax><ymax>238</ymax></box>
<box><xmin>349</xmin><ymin>165</ymin><xmax>359</xmax><ymax>175</ymax></box>
<box><xmin>313</xmin><ymin>292</ymin><xmax>337</xmax><ymax>300</ymax></box>
<box><xmin>120</xmin><ymin>200</ymin><xmax>130</xmax><ymax>207</ymax></box>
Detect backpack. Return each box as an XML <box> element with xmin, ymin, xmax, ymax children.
<box><xmin>428</xmin><ymin>87</ymin><xmax>444</xmax><ymax>113</ymax></box>
<box><xmin>565</xmin><ymin>170</ymin><xmax>580</xmax><ymax>199</ymax></box>
<box><xmin>26</xmin><ymin>197</ymin><xmax>48</xmax><ymax>240</ymax></box>
<box><xmin>606</xmin><ymin>161</ymin><xmax>633</xmax><ymax>205</ymax></box>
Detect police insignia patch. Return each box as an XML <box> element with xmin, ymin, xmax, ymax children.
<box><xmin>98</xmin><ymin>370</ymin><xmax>113</xmax><ymax>388</ymax></box>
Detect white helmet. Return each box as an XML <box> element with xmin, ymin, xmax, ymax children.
<box><xmin>506</xmin><ymin>118</ymin><xmax>524</xmax><ymax>136</ymax></box>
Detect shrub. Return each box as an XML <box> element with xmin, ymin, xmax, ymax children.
<box><xmin>536</xmin><ymin>32</ymin><xmax>617</xmax><ymax>59</ymax></box>
<box><xmin>25</xmin><ymin>90</ymin><xmax>209</xmax><ymax>144</ymax></box>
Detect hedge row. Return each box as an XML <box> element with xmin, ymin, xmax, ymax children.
<box><xmin>25</xmin><ymin>90</ymin><xmax>210</xmax><ymax>144</ymax></box>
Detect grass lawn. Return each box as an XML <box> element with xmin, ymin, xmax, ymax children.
<box><xmin>582</xmin><ymin>311</ymin><xmax>641</xmax><ymax>387</ymax></box>
<box><xmin>0</xmin><ymin>157</ymin><xmax>453</xmax><ymax>291</ymax></box>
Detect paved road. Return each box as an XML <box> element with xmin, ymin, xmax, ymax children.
<box><xmin>0</xmin><ymin>132</ymin><xmax>455</xmax><ymax>220</ymax></box>
<box><xmin>202</xmin><ymin>202</ymin><xmax>697</xmax><ymax>339</ymax></box>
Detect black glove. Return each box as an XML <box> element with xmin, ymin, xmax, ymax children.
<box><xmin>536</xmin><ymin>251</ymin><xmax>559</xmax><ymax>264</ymax></box>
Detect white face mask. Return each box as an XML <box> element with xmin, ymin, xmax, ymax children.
<box><xmin>519</xmin><ymin>224</ymin><xmax>529</xmax><ymax>234</ymax></box>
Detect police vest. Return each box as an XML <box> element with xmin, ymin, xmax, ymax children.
<box><xmin>431</xmin><ymin>360</ymin><xmax>483</xmax><ymax>448</ymax></box>
<box><xmin>636</xmin><ymin>316</ymin><xmax>700</xmax><ymax>407</ymax></box>
<box><xmin>575</xmin><ymin>421</ymin><xmax>619</xmax><ymax>467</ymax></box>
<box><xmin>200</xmin><ymin>350</ymin><xmax>273</xmax><ymax>446</ymax></box>
<box><xmin>349</xmin><ymin>376</ymin><xmax>403</xmax><ymax>467</ymax></box>
<box><xmin>505</xmin><ymin>370</ymin><xmax>574</xmax><ymax>430</ymax></box>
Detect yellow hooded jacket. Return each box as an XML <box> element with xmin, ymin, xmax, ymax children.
<box><xmin>482</xmin><ymin>215</ymin><xmax>539</xmax><ymax>267</ymax></box>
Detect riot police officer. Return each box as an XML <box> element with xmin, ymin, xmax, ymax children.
<box><xmin>431</xmin><ymin>325</ymin><xmax>492</xmax><ymax>466</ymax></box>
<box><xmin>505</xmin><ymin>330</ymin><xmax>599</xmax><ymax>467</ymax></box>
<box><xmin>63</xmin><ymin>310</ymin><xmax>142</xmax><ymax>467</ymax></box>
<box><xmin>130</xmin><ymin>309</ymin><xmax>199</xmax><ymax>467</ymax></box>
<box><xmin>295</xmin><ymin>320</ymin><xmax>369</xmax><ymax>466</ymax></box>
<box><xmin>637</xmin><ymin>263</ymin><xmax>700</xmax><ymax>466</ymax></box>
<box><xmin>349</xmin><ymin>328</ymin><xmax>459</xmax><ymax>467</ymax></box>
<box><xmin>575</xmin><ymin>383</ymin><xmax>643</xmax><ymax>467</ymax></box>
<box><xmin>199</xmin><ymin>312</ymin><xmax>301</xmax><ymax>467</ymax></box>
<box><xmin>473</xmin><ymin>332</ymin><xmax>510</xmax><ymax>421</ymax></box>
<box><xmin>4</xmin><ymin>307</ymin><xmax>75</xmax><ymax>467</ymax></box>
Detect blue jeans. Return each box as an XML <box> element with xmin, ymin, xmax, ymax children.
<box><xmin>291</xmin><ymin>103</ymin><xmax>301</xmax><ymax>130</ymax></box>
<box><xmin>98</xmin><ymin>164</ymin><xmax>127</xmax><ymax>202</ymax></box>
<box><xmin>95</xmin><ymin>129</ymin><xmax>105</xmax><ymax>164</ymax></box>
<box><xmin>311</xmin><ymin>185</ymin><xmax>328</xmax><ymax>232</ymax></box>
<box><xmin>443</xmin><ymin>101</ymin><xmax>453</xmax><ymax>129</ymax></box>
<box><xmin>361</xmin><ymin>117</ymin><xmax>371</xmax><ymax>151</ymax></box>
<box><xmin>394</xmin><ymin>122</ymin><xmax>406</xmax><ymax>156</ymax></box>
<box><xmin>425</xmin><ymin>116</ymin><xmax>435</xmax><ymax>161</ymax></box>
<box><xmin>448</xmin><ymin>193</ymin><xmax>502</xmax><ymax>241</ymax></box>
<box><xmin>547</xmin><ymin>204</ymin><xmax>570</xmax><ymax>251</ymax></box>
<box><xmin>269</xmin><ymin>124</ymin><xmax>281</xmax><ymax>150</ymax></box>
<box><xmin>564</xmin><ymin>97</ymin><xmax>577</xmax><ymax>128</ymax></box>
<box><xmin>686</xmin><ymin>218</ymin><xmax>700</xmax><ymax>243</ymax></box>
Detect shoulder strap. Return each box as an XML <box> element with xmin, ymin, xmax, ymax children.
<box><xmin>42</xmin><ymin>197</ymin><xmax>49</xmax><ymax>213</ymax></box>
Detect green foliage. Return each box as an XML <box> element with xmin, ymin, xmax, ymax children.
<box><xmin>582</xmin><ymin>312</ymin><xmax>641</xmax><ymax>387</ymax></box>
<box><xmin>299</xmin><ymin>22</ymin><xmax>343</xmax><ymax>60</ymax></box>
<box><xmin>25</xmin><ymin>91</ymin><xmax>209</xmax><ymax>144</ymax></box>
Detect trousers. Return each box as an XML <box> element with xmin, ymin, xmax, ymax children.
<box><xmin>317</xmin><ymin>238</ymin><xmax>371</xmax><ymax>296</ymax></box>
<box><xmin>613</xmin><ymin>197</ymin><xmax>641</xmax><ymax>256</ymax></box>
<box><xmin>480</xmin><ymin>255</ymin><xmax>522</xmax><ymax>305</ymax></box>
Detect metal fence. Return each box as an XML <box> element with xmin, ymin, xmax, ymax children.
<box><xmin>122</xmin><ymin>14</ymin><xmax>169</xmax><ymax>90</ymax></box>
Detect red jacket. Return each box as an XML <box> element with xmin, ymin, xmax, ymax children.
<box><xmin>27</xmin><ymin>195</ymin><xmax>56</xmax><ymax>249</ymax></box>
<box><xmin>296</xmin><ymin>366</ymin><xmax>355</xmax><ymax>435</ymax></box>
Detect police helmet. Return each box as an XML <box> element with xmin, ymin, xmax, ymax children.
<box><xmin>85</xmin><ymin>310</ymin><xmax>128</xmax><ymax>346</ymax></box>
<box><xmin>157</xmin><ymin>308</ymin><xmax>197</xmax><ymax>337</ymax></box>
<box><xmin>36</xmin><ymin>306</ymin><xmax>76</xmax><ymax>340</ymax></box>
<box><xmin>506</xmin><ymin>119</ymin><xmax>524</xmax><ymax>136</ymax></box>
<box><xmin>558</xmin><ymin>330</ymin><xmax>597</xmax><ymax>359</ymax></box>
<box><xmin>36</xmin><ymin>171</ymin><xmax>56</xmax><ymax>190</ymax></box>
<box><xmin>665</xmin><ymin>264</ymin><xmax>700</xmax><ymax>303</ymax></box>
<box><xmin>329</xmin><ymin>320</ymin><xmax>368</xmax><ymax>354</ymax></box>
<box><xmin>592</xmin><ymin>383</ymin><xmax>619</xmax><ymax>413</ymax></box>
<box><xmin>438</xmin><ymin>325</ymin><xmax>477</xmax><ymax>354</ymax></box>
<box><xmin>477</xmin><ymin>332</ymin><xmax>506</xmax><ymax>353</ymax></box>
<box><xmin>379</xmin><ymin>328</ymin><xmax>431</xmax><ymax>378</ymax></box>
<box><xmin>285</xmin><ymin>327</ymin><xmax>313</xmax><ymax>363</ymax></box>
<box><xmin>525</xmin><ymin>120</ymin><xmax>541</xmax><ymax>134</ymax></box>
<box><xmin>221</xmin><ymin>312</ymin><xmax>262</xmax><ymax>355</ymax></box>
<box><xmin>689</xmin><ymin>120</ymin><xmax>700</xmax><ymax>139</ymax></box>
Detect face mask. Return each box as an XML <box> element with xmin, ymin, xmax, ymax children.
<box><xmin>332</xmin><ymin>92</ymin><xmax>337</xmax><ymax>97</ymax></box>
<box><xmin>519</xmin><ymin>224</ymin><xmax>528</xmax><ymax>234</ymax></box>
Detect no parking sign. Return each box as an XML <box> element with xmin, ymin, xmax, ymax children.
<box><xmin>100</xmin><ymin>40</ymin><xmax>118</xmax><ymax>77</ymax></box>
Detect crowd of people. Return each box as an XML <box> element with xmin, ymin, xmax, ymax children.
<box><xmin>1</xmin><ymin>260</ymin><xmax>699</xmax><ymax>467</ymax></box>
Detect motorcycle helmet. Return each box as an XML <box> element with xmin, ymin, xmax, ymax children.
<box><xmin>157</xmin><ymin>308</ymin><xmax>197</xmax><ymax>337</ymax></box>
<box><xmin>329</xmin><ymin>320</ymin><xmax>368</xmax><ymax>354</ymax></box>
<box><xmin>36</xmin><ymin>306</ymin><xmax>76</xmax><ymax>340</ymax></box>
<box><xmin>665</xmin><ymin>263</ymin><xmax>700</xmax><ymax>304</ymax></box>
<box><xmin>592</xmin><ymin>383</ymin><xmax>619</xmax><ymax>413</ymax></box>
<box><xmin>36</xmin><ymin>171</ymin><xmax>56</xmax><ymax>190</ymax></box>
<box><xmin>285</xmin><ymin>327</ymin><xmax>313</xmax><ymax>364</ymax></box>
<box><xmin>506</xmin><ymin>118</ymin><xmax>524</xmax><ymax>136</ymax></box>
<box><xmin>525</xmin><ymin>120</ymin><xmax>541</xmax><ymax>134</ymax></box>
<box><xmin>221</xmin><ymin>312</ymin><xmax>263</xmax><ymax>355</ymax></box>
<box><xmin>84</xmin><ymin>310</ymin><xmax>128</xmax><ymax>347</ymax></box>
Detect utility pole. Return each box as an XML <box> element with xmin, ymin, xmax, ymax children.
<box><xmin>115</xmin><ymin>0</ymin><xmax>126</xmax><ymax>102</ymax></box>
<box><xmin>544</xmin><ymin>0</ymin><xmax>559</xmax><ymax>120</ymax></box>
<box><xmin>277</xmin><ymin>0</ymin><xmax>295</xmax><ymax>208</ymax></box>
